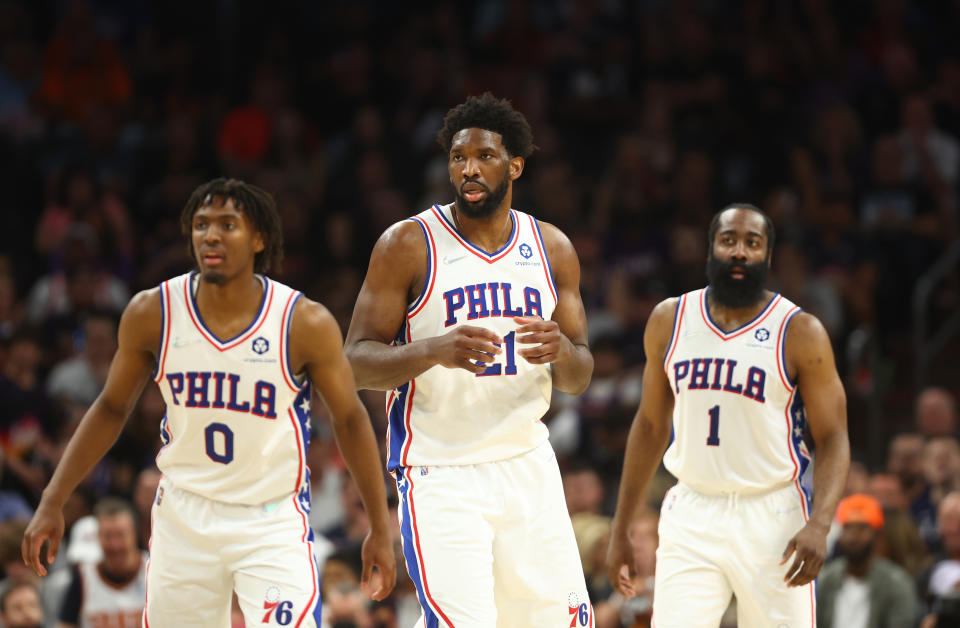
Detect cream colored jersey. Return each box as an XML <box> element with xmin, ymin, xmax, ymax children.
<box><xmin>77</xmin><ymin>553</ymin><xmax>147</xmax><ymax>628</ymax></box>
<box><xmin>152</xmin><ymin>272</ymin><xmax>312</xmax><ymax>505</ymax></box>
<box><xmin>386</xmin><ymin>204</ymin><xmax>558</xmax><ymax>470</ymax></box>
<box><xmin>662</xmin><ymin>288</ymin><xmax>811</xmax><ymax>503</ymax></box>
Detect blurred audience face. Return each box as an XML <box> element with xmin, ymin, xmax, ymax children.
<box><xmin>887</xmin><ymin>433</ymin><xmax>925</xmax><ymax>487</ymax></box>
<box><xmin>0</xmin><ymin>583</ymin><xmax>43</xmax><ymax>628</ymax></box>
<box><xmin>869</xmin><ymin>473</ymin><xmax>908</xmax><ymax>510</ymax></box>
<box><xmin>915</xmin><ymin>388</ymin><xmax>959</xmax><ymax>438</ymax></box>
<box><xmin>938</xmin><ymin>493</ymin><xmax>960</xmax><ymax>558</ymax></box>
<box><xmin>838</xmin><ymin>521</ymin><xmax>877</xmax><ymax>566</ymax></box>
<box><xmin>845</xmin><ymin>461</ymin><xmax>870</xmax><ymax>496</ymax></box>
<box><xmin>97</xmin><ymin>510</ymin><xmax>140</xmax><ymax>578</ymax></box>
<box><xmin>563</xmin><ymin>469</ymin><xmax>605</xmax><ymax>516</ymax></box>
<box><xmin>923</xmin><ymin>437</ymin><xmax>960</xmax><ymax>488</ymax></box>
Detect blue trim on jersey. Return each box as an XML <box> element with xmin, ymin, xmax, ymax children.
<box><xmin>312</xmin><ymin>553</ymin><xmax>323</xmax><ymax>626</ymax></box>
<box><xmin>435</xmin><ymin>204</ymin><xmax>517</xmax><ymax>257</ymax></box>
<box><xmin>407</xmin><ymin>218</ymin><xmax>433</xmax><ymax>314</ymax></box>
<box><xmin>397</xmin><ymin>470</ymin><xmax>441</xmax><ymax>628</ymax></box>
<box><xmin>151</xmin><ymin>282</ymin><xmax>167</xmax><ymax>380</ymax></box>
<box><xmin>780</xmin><ymin>308</ymin><xmax>802</xmax><ymax>389</ymax></box>
<box><xmin>702</xmin><ymin>287</ymin><xmax>779</xmax><ymax>336</ymax></box>
<box><xmin>292</xmin><ymin>387</ymin><xmax>312</xmax><ymax>464</ymax></box>
<box><xmin>530</xmin><ymin>216</ymin><xmax>558</xmax><ymax>301</ymax></box>
<box><xmin>187</xmin><ymin>271</ymin><xmax>270</xmax><ymax>344</ymax></box>
<box><xmin>662</xmin><ymin>296</ymin><xmax>683</xmax><ymax>368</ymax></box>
<box><xmin>387</xmin><ymin>382</ymin><xmax>410</xmax><ymax>471</ymax></box>
<box><xmin>284</xmin><ymin>292</ymin><xmax>306</xmax><ymax>388</ymax></box>
<box><xmin>790</xmin><ymin>392</ymin><xmax>813</xmax><ymax>513</ymax></box>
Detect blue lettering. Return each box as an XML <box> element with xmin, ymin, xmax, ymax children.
<box><xmin>227</xmin><ymin>374</ymin><xmax>250</xmax><ymax>412</ymax></box>
<box><xmin>673</xmin><ymin>360</ymin><xmax>690</xmax><ymax>393</ymax></box>
<box><xmin>487</xmin><ymin>282</ymin><xmax>501</xmax><ymax>316</ymax></box>
<box><xmin>723</xmin><ymin>360</ymin><xmax>743</xmax><ymax>394</ymax></box>
<box><xmin>166</xmin><ymin>373</ymin><xmax>184</xmax><ymax>405</ymax></box>
<box><xmin>252</xmin><ymin>381</ymin><xmax>278</xmax><ymax>418</ymax></box>
<box><xmin>443</xmin><ymin>288</ymin><xmax>465</xmax><ymax>327</ymax></box>
<box><xmin>500</xmin><ymin>283</ymin><xmax>523</xmax><ymax>317</ymax></box>
<box><xmin>688</xmin><ymin>358</ymin><xmax>712</xmax><ymax>390</ymax></box>
<box><xmin>211</xmin><ymin>372</ymin><xmax>226</xmax><ymax>408</ymax></box>
<box><xmin>185</xmin><ymin>372</ymin><xmax>211</xmax><ymax>408</ymax></box>
<box><xmin>710</xmin><ymin>358</ymin><xmax>725</xmax><ymax>390</ymax></box>
<box><xmin>466</xmin><ymin>284</ymin><xmax>489</xmax><ymax>320</ymax></box>
<box><xmin>523</xmin><ymin>287</ymin><xmax>542</xmax><ymax>317</ymax></box>
<box><xmin>744</xmin><ymin>367</ymin><xmax>766</xmax><ymax>402</ymax></box>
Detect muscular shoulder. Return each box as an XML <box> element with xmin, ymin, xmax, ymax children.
<box><xmin>119</xmin><ymin>288</ymin><xmax>163</xmax><ymax>354</ymax></box>
<box><xmin>372</xmin><ymin>219</ymin><xmax>428</xmax><ymax>261</ymax></box>
<box><xmin>643</xmin><ymin>297</ymin><xmax>682</xmax><ymax>359</ymax></box>
<box><xmin>784</xmin><ymin>311</ymin><xmax>831</xmax><ymax>355</ymax></box>
<box><xmin>290</xmin><ymin>297</ymin><xmax>340</xmax><ymax>345</ymax></box>
<box><xmin>536</xmin><ymin>220</ymin><xmax>577</xmax><ymax>264</ymax></box>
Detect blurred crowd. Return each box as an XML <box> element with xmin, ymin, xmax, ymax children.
<box><xmin>0</xmin><ymin>1</ymin><xmax>959</xmax><ymax>626</ymax></box>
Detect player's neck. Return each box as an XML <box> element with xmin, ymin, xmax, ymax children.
<box><xmin>451</xmin><ymin>200</ymin><xmax>514</xmax><ymax>253</ymax></box>
<box><xmin>194</xmin><ymin>272</ymin><xmax>265</xmax><ymax>335</ymax></box>
<box><xmin>705</xmin><ymin>289</ymin><xmax>775</xmax><ymax>332</ymax></box>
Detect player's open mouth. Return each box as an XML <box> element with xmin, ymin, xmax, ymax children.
<box><xmin>462</xmin><ymin>182</ymin><xmax>487</xmax><ymax>202</ymax></box>
<box><xmin>203</xmin><ymin>254</ymin><xmax>224</xmax><ymax>266</ymax></box>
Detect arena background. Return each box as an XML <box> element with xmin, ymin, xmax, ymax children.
<box><xmin>0</xmin><ymin>1</ymin><xmax>958</xmax><ymax>626</ymax></box>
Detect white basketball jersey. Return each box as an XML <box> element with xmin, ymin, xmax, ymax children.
<box><xmin>662</xmin><ymin>288</ymin><xmax>811</xmax><ymax>502</ymax></box>
<box><xmin>386</xmin><ymin>204</ymin><xmax>557</xmax><ymax>470</ymax></box>
<box><xmin>78</xmin><ymin>554</ymin><xmax>147</xmax><ymax>628</ymax></box>
<box><xmin>153</xmin><ymin>272</ymin><xmax>312</xmax><ymax>506</ymax></box>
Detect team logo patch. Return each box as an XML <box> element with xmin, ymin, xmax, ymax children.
<box><xmin>754</xmin><ymin>328</ymin><xmax>770</xmax><ymax>342</ymax></box>
<box><xmin>252</xmin><ymin>337</ymin><xmax>270</xmax><ymax>354</ymax></box>
<box><xmin>262</xmin><ymin>586</ymin><xmax>294</xmax><ymax>625</ymax></box>
<box><xmin>567</xmin><ymin>592</ymin><xmax>590</xmax><ymax>626</ymax></box>
<box><xmin>519</xmin><ymin>243</ymin><xmax>533</xmax><ymax>259</ymax></box>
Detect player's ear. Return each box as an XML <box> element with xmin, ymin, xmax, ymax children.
<box><xmin>252</xmin><ymin>232</ymin><xmax>265</xmax><ymax>254</ymax></box>
<box><xmin>509</xmin><ymin>156</ymin><xmax>524</xmax><ymax>181</ymax></box>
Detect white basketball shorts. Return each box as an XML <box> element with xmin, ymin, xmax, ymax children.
<box><xmin>144</xmin><ymin>477</ymin><xmax>321</xmax><ymax>628</ymax></box>
<box><xmin>653</xmin><ymin>482</ymin><xmax>815</xmax><ymax>628</ymax></box>
<box><xmin>395</xmin><ymin>440</ymin><xmax>594</xmax><ymax>628</ymax></box>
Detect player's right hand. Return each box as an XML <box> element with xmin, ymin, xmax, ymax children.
<box><xmin>21</xmin><ymin>500</ymin><xmax>64</xmax><ymax>577</ymax></box>
<box><xmin>605</xmin><ymin>533</ymin><xmax>637</xmax><ymax>598</ymax></box>
<box><xmin>360</xmin><ymin>528</ymin><xmax>397</xmax><ymax>601</ymax></box>
<box><xmin>429</xmin><ymin>325</ymin><xmax>502</xmax><ymax>373</ymax></box>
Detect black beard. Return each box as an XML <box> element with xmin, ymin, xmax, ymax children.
<box><xmin>200</xmin><ymin>270</ymin><xmax>227</xmax><ymax>285</ymax></box>
<box><xmin>453</xmin><ymin>175</ymin><xmax>510</xmax><ymax>219</ymax></box>
<box><xmin>840</xmin><ymin>538</ymin><xmax>875</xmax><ymax>568</ymax></box>
<box><xmin>705</xmin><ymin>253</ymin><xmax>769</xmax><ymax>308</ymax></box>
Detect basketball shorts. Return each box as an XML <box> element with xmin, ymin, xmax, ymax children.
<box><xmin>395</xmin><ymin>440</ymin><xmax>593</xmax><ymax>628</ymax></box>
<box><xmin>144</xmin><ymin>477</ymin><xmax>321</xmax><ymax>628</ymax></box>
<box><xmin>653</xmin><ymin>482</ymin><xmax>815</xmax><ymax>628</ymax></box>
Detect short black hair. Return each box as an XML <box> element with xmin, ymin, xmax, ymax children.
<box><xmin>707</xmin><ymin>203</ymin><xmax>776</xmax><ymax>258</ymax></box>
<box><xmin>436</xmin><ymin>92</ymin><xmax>536</xmax><ymax>159</ymax></box>
<box><xmin>180</xmin><ymin>178</ymin><xmax>284</xmax><ymax>274</ymax></box>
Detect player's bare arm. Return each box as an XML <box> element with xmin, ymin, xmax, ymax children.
<box><xmin>22</xmin><ymin>289</ymin><xmax>161</xmax><ymax>576</ymax></box>
<box><xmin>290</xmin><ymin>298</ymin><xmax>396</xmax><ymax>600</ymax></box>
<box><xmin>513</xmin><ymin>221</ymin><xmax>593</xmax><ymax>394</ymax></box>
<box><xmin>779</xmin><ymin>312</ymin><xmax>850</xmax><ymax>588</ymax></box>
<box><xmin>606</xmin><ymin>297</ymin><xmax>678</xmax><ymax>597</ymax></box>
<box><xmin>345</xmin><ymin>221</ymin><xmax>503</xmax><ymax>390</ymax></box>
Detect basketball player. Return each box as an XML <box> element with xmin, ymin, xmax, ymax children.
<box><xmin>344</xmin><ymin>93</ymin><xmax>595</xmax><ymax>627</ymax></box>
<box><xmin>606</xmin><ymin>204</ymin><xmax>850</xmax><ymax>627</ymax></box>
<box><xmin>22</xmin><ymin>179</ymin><xmax>396</xmax><ymax>626</ymax></box>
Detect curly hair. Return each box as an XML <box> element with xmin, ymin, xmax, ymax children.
<box><xmin>436</xmin><ymin>92</ymin><xmax>536</xmax><ymax>159</ymax></box>
<box><xmin>180</xmin><ymin>178</ymin><xmax>284</xmax><ymax>274</ymax></box>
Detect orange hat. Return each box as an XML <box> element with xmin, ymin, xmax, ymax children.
<box><xmin>836</xmin><ymin>494</ymin><xmax>884</xmax><ymax>529</ymax></box>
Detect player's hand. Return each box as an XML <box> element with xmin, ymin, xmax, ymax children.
<box><xmin>21</xmin><ymin>500</ymin><xmax>65</xmax><ymax>577</ymax></box>
<box><xmin>780</xmin><ymin>520</ymin><xmax>828</xmax><ymax>587</ymax></box>
<box><xmin>429</xmin><ymin>325</ymin><xmax>502</xmax><ymax>373</ymax></box>
<box><xmin>360</xmin><ymin>528</ymin><xmax>396</xmax><ymax>601</ymax></box>
<box><xmin>514</xmin><ymin>316</ymin><xmax>567</xmax><ymax>364</ymax></box>
<box><xmin>605</xmin><ymin>532</ymin><xmax>637</xmax><ymax>598</ymax></box>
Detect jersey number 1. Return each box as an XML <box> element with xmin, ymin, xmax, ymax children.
<box><xmin>477</xmin><ymin>331</ymin><xmax>517</xmax><ymax>376</ymax></box>
<box><xmin>706</xmin><ymin>405</ymin><xmax>720</xmax><ymax>446</ymax></box>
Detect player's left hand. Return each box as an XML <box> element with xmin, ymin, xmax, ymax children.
<box><xmin>780</xmin><ymin>520</ymin><xmax>828</xmax><ymax>587</ymax></box>
<box><xmin>360</xmin><ymin>528</ymin><xmax>397</xmax><ymax>601</ymax></box>
<box><xmin>513</xmin><ymin>316</ymin><xmax>568</xmax><ymax>364</ymax></box>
